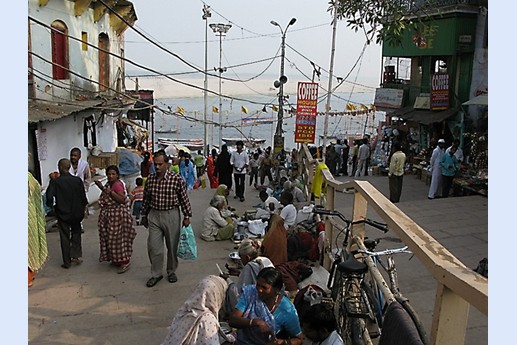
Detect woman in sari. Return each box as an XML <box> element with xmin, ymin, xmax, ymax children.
<box><xmin>161</xmin><ymin>275</ymin><xmax>234</xmax><ymax>345</ymax></box>
<box><xmin>95</xmin><ymin>165</ymin><xmax>136</xmax><ymax>274</ymax></box>
<box><xmin>262</xmin><ymin>214</ymin><xmax>288</xmax><ymax>266</ymax></box>
<box><xmin>28</xmin><ymin>171</ymin><xmax>48</xmax><ymax>287</ymax></box>
<box><xmin>214</xmin><ymin>184</ymin><xmax>236</xmax><ymax>213</ymax></box>
<box><xmin>229</xmin><ymin>267</ymin><xmax>304</xmax><ymax>345</ymax></box>
<box><xmin>206</xmin><ymin>148</ymin><xmax>219</xmax><ymax>188</ymax></box>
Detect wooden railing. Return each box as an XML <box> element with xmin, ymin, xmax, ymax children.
<box><xmin>296</xmin><ymin>143</ymin><xmax>487</xmax><ymax>345</ymax></box>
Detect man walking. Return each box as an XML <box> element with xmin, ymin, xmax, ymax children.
<box><xmin>141</xmin><ymin>150</ymin><xmax>192</xmax><ymax>287</ymax></box>
<box><xmin>355</xmin><ymin>138</ymin><xmax>370</xmax><ymax>178</ymax></box>
<box><xmin>70</xmin><ymin>147</ymin><xmax>92</xmax><ymax>231</ymax></box>
<box><xmin>388</xmin><ymin>142</ymin><xmax>406</xmax><ymax>203</ymax></box>
<box><xmin>46</xmin><ymin>158</ymin><xmax>88</xmax><ymax>269</ymax></box>
<box><xmin>230</xmin><ymin>140</ymin><xmax>249</xmax><ymax>202</ymax></box>
<box><xmin>428</xmin><ymin>139</ymin><xmax>446</xmax><ymax>199</ymax></box>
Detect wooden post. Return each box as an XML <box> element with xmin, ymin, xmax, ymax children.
<box><xmin>431</xmin><ymin>283</ymin><xmax>470</xmax><ymax>345</ymax></box>
<box><xmin>349</xmin><ymin>188</ymin><xmax>367</xmax><ymax>253</ymax></box>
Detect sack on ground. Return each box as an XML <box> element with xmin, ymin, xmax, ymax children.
<box><xmin>248</xmin><ymin>219</ymin><xmax>267</xmax><ymax>237</ymax></box>
<box><xmin>178</xmin><ymin>224</ymin><xmax>197</xmax><ymax>260</ymax></box>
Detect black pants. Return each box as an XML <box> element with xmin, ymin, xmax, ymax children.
<box><xmin>234</xmin><ymin>173</ymin><xmax>246</xmax><ymax>198</ymax></box>
<box><xmin>441</xmin><ymin>175</ymin><xmax>454</xmax><ymax>198</ymax></box>
<box><xmin>260</xmin><ymin>168</ymin><xmax>273</xmax><ymax>185</ymax></box>
<box><xmin>58</xmin><ymin>219</ymin><xmax>82</xmax><ymax>266</ymax></box>
<box><xmin>249</xmin><ymin>167</ymin><xmax>259</xmax><ymax>186</ymax></box>
<box><xmin>389</xmin><ymin>175</ymin><xmax>404</xmax><ymax>203</ymax></box>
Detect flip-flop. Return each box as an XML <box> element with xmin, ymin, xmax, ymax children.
<box><xmin>118</xmin><ymin>263</ymin><xmax>131</xmax><ymax>274</ymax></box>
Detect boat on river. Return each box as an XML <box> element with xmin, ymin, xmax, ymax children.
<box><xmin>222</xmin><ymin>137</ymin><xmax>267</xmax><ymax>148</ymax></box>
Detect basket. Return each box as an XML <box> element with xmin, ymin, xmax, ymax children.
<box><xmin>87</xmin><ymin>152</ymin><xmax>119</xmax><ymax>169</ymax></box>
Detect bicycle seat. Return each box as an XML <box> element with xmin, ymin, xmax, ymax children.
<box><xmin>337</xmin><ymin>254</ymin><xmax>368</xmax><ymax>275</ymax></box>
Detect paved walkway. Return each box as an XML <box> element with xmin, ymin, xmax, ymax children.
<box><xmin>28</xmin><ymin>171</ymin><xmax>487</xmax><ymax>345</ymax></box>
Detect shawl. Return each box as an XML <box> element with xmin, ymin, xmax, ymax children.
<box><xmin>28</xmin><ymin>172</ymin><xmax>48</xmax><ymax>271</ymax></box>
<box><xmin>162</xmin><ymin>275</ymin><xmax>230</xmax><ymax>345</ymax></box>
<box><xmin>311</xmin><ymin>162</ymin><xmax>328</xmax><ymax>198</ymax></box>
<box><xmin>262</xmin><ymin>214</ymin><xmax>288</xmax><ymax>266</ymax></box>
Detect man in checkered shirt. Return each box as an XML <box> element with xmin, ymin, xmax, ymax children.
<box><xmin>141</xmin><ymin>150</ymin><xmax>192</xmax><ymax>287</ymax></box>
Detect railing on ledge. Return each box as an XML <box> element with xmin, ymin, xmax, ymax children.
<box><xmin>297</xmin><ymin>143</ymin><xmax>487</xmax><ymax>345</ymax></box>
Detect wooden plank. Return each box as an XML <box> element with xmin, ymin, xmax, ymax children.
<box><xmin>431</xmin><ymin>283</ymin><xmax>469</xmax><ymax>345</ymax></box>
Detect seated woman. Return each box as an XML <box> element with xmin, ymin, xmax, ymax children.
<box><xmin>229</xmin><ymin>267</ymin><xmax>304</xmax><ymax>345</ymax></box>
<box><xmin>161</xmin><ymin>275</ymin><xmax>235</xmax><ymax>345</ymax></box>
<box><xmin>201</xmin><ymin>195</ymin><xmax>236</xmax><ymax>242</ymax></box>
<box><xmin>214</xmin><ymin>184</ymin><xmax>236</xmax><ymax>213</ymax></box>
<box><xmin>262</xmin><ymin>214</ymin><xmax>288</xmax><ymax>266</ymax></box>
<box><xmin>221</xmin><ymin>239</ymin><xmax>274</xmax><ymax>318</ymax></box>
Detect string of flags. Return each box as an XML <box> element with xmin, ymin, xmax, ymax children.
<box><xmin>169</xmin><ymin>103</ymin><xmax>376</xmax><ymax>117</ymax></box>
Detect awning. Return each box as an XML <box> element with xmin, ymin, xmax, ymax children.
<box><xmin>463</xmin><ymin>94</ymin><xmax>488</xmax><ymax>105</ymax></box>
<box><xmin>390</xmin><ymin>107</ymin><xmax>458</xmax><ymax>125</ymax></box>
<box><xmin>28</xmin><ymin>99</ymin><xmax>105</xmax><ymax>123</ymax></box>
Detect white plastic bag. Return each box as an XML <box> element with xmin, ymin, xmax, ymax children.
<box><xmin>247</xmin><ymin>219</ymin><xmax>267</xmax><ymax>237</ymax></box>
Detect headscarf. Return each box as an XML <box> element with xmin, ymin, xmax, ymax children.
<box><xmin>262</xmin><ymin>214</ymin><xmax>288</xmax><ymax>266</ymax></box>
<box><xmin>214</xmin><ymin>184</ymin><xmax>229</xmax><ymax>206</ymax></box>
<box><xmin>162</xmin><ymin>275</ymin><xmax>229</xmax><ymax>345</ymax></box>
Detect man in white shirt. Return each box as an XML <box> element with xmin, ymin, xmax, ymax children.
<box><xmin>279</xmin><ymin>191</ymin><xmax>297</xmax><ymax>229</ymax></box>
<box><xmin>355</xmin><ymin>138</ymin><xmax>370</xmax><ymax>178</ymax></box>
<box><xmin>230</xmin><ymin>141</ymin><xmax>249</xmax><ymax>202</ymax></box>
<box><xmin>70</xmin><ymin>147</ymin><xmax>92</xmax><ymax>232</ymax></box>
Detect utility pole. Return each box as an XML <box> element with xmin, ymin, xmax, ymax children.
<box><xmin>322</xmin><ymin>3</ymin><xmax>339</xmax><ymax>161</ymax></box>
<box><xmin>202</xmin><ymin>5</ymin><xmax>211</xmax><ymax>155</ymax></box>
<box><xmin>271</xmin><ymin>18</ymin><xmax>296</xmax><ymax>164</ymax></box>
<box><xmin>210</xmin><ymin>23</ymin><xmax>232</xmax><ymax>150</ymax></box>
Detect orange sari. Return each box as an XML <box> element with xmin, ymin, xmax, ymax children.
<box><xmin>262</xmin><ymin>214</ymin><xmax>287</xmax><ymax>266</ymax></box>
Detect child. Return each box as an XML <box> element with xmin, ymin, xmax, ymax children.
<box><xmin>130</xmin><ymin>177</ymin><xmax>144</xmax><ymax>225</ymax></box>
<box><xmin>301</xmin><ymin>303</ymin><xmax>344</xmax><ymax>345</ymax></box>
<box><xmin>248</xmin><ymin>152</ymin><xmax>259</xmax><ymax>188</ymax></box>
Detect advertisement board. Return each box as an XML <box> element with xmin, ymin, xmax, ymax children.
<box><xmin>295</xmin><ymin>82</ymin><xmax>318</xmax><ymax>143</ymax></box>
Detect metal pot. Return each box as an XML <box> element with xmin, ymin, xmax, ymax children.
<box><xmin>237</xmin><ymin>221</ymin><xmax>248</xmax><ymax>235</ymax></box>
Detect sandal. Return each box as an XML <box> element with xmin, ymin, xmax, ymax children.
<box><xmin>118</xmin><ymin>263</ymin><xmax>131</xmax><ymax>274</ymax></box>
<box><xmin>146</xmin><ymin>276</ymin><xmax>163</xmax><ymax>287</ymax></box>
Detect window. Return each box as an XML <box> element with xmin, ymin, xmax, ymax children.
<box><xmin>81</xmin><ymin>32</ymin><xmax>88</xmax><ymax>51</ymax></box>
<box><xmin>98</xmin><ymin>33</ymin><xmax>110</xmax><ymax>91</ymax></box>
<box><xmin>51</xmin><ymin>21</ymin><xmax>69</xmax><ymax>80</ymax></box>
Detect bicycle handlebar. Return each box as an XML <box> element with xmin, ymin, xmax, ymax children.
<box><xmin>312</xmin><ymin>208</ymin><xmax>389</xmax><ymax>233</ymax></box>
<box><xmin>358</xmin><ymin>246</ymin><xmax>412</xmax><ymax>257</ymax></box>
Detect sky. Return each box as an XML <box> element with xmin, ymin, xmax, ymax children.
<box><xmin>124</xmin><ymin>0</ymin><xmax>383</xmax><ymax>98</ymax></box>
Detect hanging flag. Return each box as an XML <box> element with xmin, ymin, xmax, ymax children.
<box><xmin>212</xmin><ymin>106</ymin><xmax>219</xmax><ymax>113</ymax></box>
<box><xmin>346</xmin><ymin>103</ymin><xmax>357</xmax><ymax>111</ymax></box>
<box><xmin>272</xmin><ymin>105</ymin><xmax>279</xmax><ymax>112</ymax></box>
<box><xmin>241</xmin><ymin>106</ymin><xmax>248</xmax><ymax>114</ymax></box>
<box><xmin>176</xmin><ymin>106</ymin><xmax>185</xmax><ymax>115</ymax></box>
<box><xmin>261</xmin><ymin>105</ymin><xmax>268</xmax><ymax>113</ymax></box>
<box><xmin>360</xmin><ymin>103</ymin><xmax>369</xmax><ymax>110</ymax></box>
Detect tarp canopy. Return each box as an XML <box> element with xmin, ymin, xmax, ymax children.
<box><xmin>463</xmin><ymin>94</ymin><xmax>488</xmax><ymax>105</ymax></box>
<box><xmin>390</xmin><ymin>107</ymin><xmax>458</xmax><ymax>125</ymax></box>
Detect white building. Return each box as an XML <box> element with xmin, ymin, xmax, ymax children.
<box><xmin>28</xmin><ymin>0</ymin><xmax>146</xmax><ymax>203</ymax></box>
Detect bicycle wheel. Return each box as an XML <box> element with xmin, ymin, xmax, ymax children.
<box><xmin>395</xmin><ymin>295</ymin><xmax>429</xmax><ymax>345</ymax></box>
<box><xmin>361</xmin><ymin>281</ymin><xmax>382</xmax><ymax>338</ymax></box>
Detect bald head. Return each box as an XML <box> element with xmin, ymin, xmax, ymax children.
<box><xmin>58</xmin><ymin>158</ymin><xmax>71</xmax><ymax>173</ymax></box>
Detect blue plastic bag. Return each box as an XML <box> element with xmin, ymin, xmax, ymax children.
<box><xmin>178</xmin><ymin>224</ymin><xmax>197</xmax><ymax>260</ymax></box>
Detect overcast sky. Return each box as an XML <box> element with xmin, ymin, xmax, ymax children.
<box><xmin>124</xmin><ymin>0</ymin><xmax>383</xmax><ymax>93</ymax></box>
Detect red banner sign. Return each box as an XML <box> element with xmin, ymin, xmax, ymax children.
<box><xmin>295</xmin><ymin>82</ymin><xmax>318</xmax><ymax>143</ymax></box>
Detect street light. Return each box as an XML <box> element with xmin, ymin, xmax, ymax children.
<box><xmin>271</xmin><ymin>18</ymin><xmax>296</xmax><ymax>156</ymax></box>
<box><xmin>209</xmin><ymin>23</ymin><xmax>232</xmax><ymax>150</ymax></box>
<box><xmin>202</xmin><ymin>5</ymin><xmax>211</xmax><ymax>155</ymax></box>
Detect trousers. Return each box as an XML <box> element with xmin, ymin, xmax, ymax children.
<box><xmin>147</xmin><ymin>208</ymin><xmax>181</xmax><ymax>278</ymax></box>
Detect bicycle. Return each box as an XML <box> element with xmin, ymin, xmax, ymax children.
<box><xmin>313</xmin><ymin>207</ymin><xmax>388</xmax><ymax>345</ymax></box>
<box><xmin>313</xmin><ymin>207</ymin><xmax>428</xmax><ymax>345</ymax></box>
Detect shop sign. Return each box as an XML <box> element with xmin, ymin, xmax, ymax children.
<box><xmin>295</xmin><ymin>82</ymin><xmax>318</xmax><ymax>143</ymax></box>
<box><xmin>431</xmin><ymin>73</ymin><xmax>449</xmax><ymax>110</ymax></box>
<box><xmin>374</xmin><ymin>88</ymin><xmax>404</xmax><ymax>109</ymax></box>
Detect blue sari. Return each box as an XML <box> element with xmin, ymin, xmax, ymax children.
<box><xmin>235</xmin><ymin>285</ymin><xmax>302</xmax><ymax>345</ymax></box>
